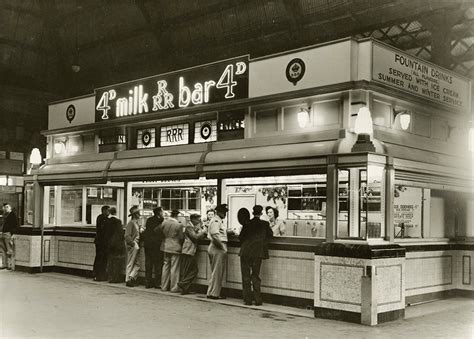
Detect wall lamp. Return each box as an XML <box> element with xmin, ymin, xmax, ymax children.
<box><xmin>352</xmin><ymin>106</ymin><xmax>375</xmax><ymax>152</ymax></box>
<box><xmin>30</xmin><ymin>148</ymin><xmax>42</xmax><ymax>165</ymax></box>
<box><xmin>54</xmin><ymin>138</ymin><xmax>67</xmax><ymax>154</ymax></box>
<box><xmin>297</xmin><ymin>106</ymin><xmax>311</xmax><ymax>128</ymax></box>
<box><xmin>393</xmin><ymin>109</ymin><xmax>411</xmax><ymax>131</ymax></box>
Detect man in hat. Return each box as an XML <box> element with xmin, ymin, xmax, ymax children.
<box><xmin>125</xmin><ymin>205</ymin><xmax>142</xmax><ymax>287</ymax></box>
<box><xmin>206</xmin><ymin>203</ymin><xmax>229</xmax><ymax>299</ymax></box>
<box><xmin>239</xmin><ymin>205</ymin><xmax>273</xmax><ymax>305</ymax></box>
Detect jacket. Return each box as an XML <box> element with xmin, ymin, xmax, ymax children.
<box><xmin>181</xmin><ymin>221</ymin><xmax>206</xmax><ymax>256</ymax></box>
<box><xmin>143</xmin><ymin>215</ymin><xmax>164</xmax><ymax>249</ymax></box>
<box><xmin>2</xmin><ymin>211</ymin><xmax>18</xmax><ymax>235</ymax></box>
<box><xmin>106</xmin><ymin>216</ymin><xmax>126</xmax><ymax>255</ymax></box>
<box><xmin>161</xmin><ymin>217</ymin><xmax>184</xmax><ymax>254</ymax></box>
<box><xmin>124</xmin><ymin>219</ymin><xmax>140</xmax><ymax>247</ymax></box>
<box><xmin>95</xmin><ymin>214</ymin><xmax>108</xmax><ymax>245</ymax></box>
<box><xmin>238</xmin><ymin>217</ymin><xmax>273</xmax><ymax>259</ymax></box>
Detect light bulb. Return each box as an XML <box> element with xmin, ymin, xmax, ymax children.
<box><xmin>354</xmin><ymin>107</ymin><xmax>373</xmax><ymax>135</ymax></box>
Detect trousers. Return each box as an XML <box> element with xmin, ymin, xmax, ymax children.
<box><xmin>178</xmin><ymin>254</ymin><xmax>198</xmax><ymax>292</ymax></box>
<box><xmin>93</xmin><ymin>245</ymin><xmax>108</xmax><ymax>280</ymax></box>
<box><xmin>125</xmin><ymin>242</ymin><xmax>140</xmax><ymax>282</ymax></box>
<box><xmin>107</xmin><ymin>252</ymin><xmax>125</xmax><ymax>283</ymax></box>
<box><xmin>207</xmin><ymin>243</ymin><xmax>227</xmax><ymax>297</ymax></box>
<box><xmin>145</xmin><ymin>246</ymin><xmax>163</xmax><ymax>287</ymax></box>
<box><xmin>161</xmin><ymin>253</ymin><xmax>180</xmax><ymax>292</ymax></box>
<box><xmin>240</xmin><ymin>256</ymin><xmax>263</xmax><ymax>304</ymax></box>
<box><xmin>0</xmin><ymin>233</ymin><xmax>14</xmax><ymax>269</ymax></box>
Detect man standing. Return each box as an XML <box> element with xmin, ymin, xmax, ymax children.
<box><xmin>0</xmin><ymin>203</ymin><xmax>18</xmax><ymax>270</ymax></box>
<box><xmin>94</xmin><ymin>205</ymin><xmax>110</xmax><ymax>281</ymax></box>
<box><xmin>239</xmin><ymin>205</ymin><xmax>273</xmax><ymax>306</ymax></box>
<box><xmin>161</xmin><ymin>209</ymin><xmax>184</xmax><ymax>292</ymax></box>
<box><xmin>143</xmin><ymin>207</ymin><xmax>164</xmax><ymax>288</ymax></box>
<box><xmin>178</xmin><ymin>214</ymin><xmax>207</xmax><ymax>295</ymax></box>
<box><xmin>105</xmin><ymin>207</ymin><xmax>126</xmax><ymax>283</ymax></box>
<box><xmin>125</xmin><ymin>205</ymin><xmax>142</xmax><ymax>287</ymax></box>
<box><xmin>206</xmin><ymin>203</ymin><xmax>229</xmax><ymax>300</ymax></box>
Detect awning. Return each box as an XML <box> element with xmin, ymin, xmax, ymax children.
<box><xmin>35</xmin><ymin>160</ymin><xmax>110</xmax><ymax>184</ymax></box>
<box><xmin>202</xmin><ymin>140</ymin><xmax>337</xmax><ymax>177</ymax></box>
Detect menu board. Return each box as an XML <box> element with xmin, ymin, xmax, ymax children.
<box><xmin>393</xmin><ymin>186</ymin><xmax>422</xmax><ymax>237</ymax></box>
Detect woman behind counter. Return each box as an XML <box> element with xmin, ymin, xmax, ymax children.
<box><xmin>265</xmin><ymin>206</ymin><xmax>286</xmax><ymax>236</ymax></box>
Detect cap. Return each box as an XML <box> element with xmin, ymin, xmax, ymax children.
<box><xmin>215</xmin><ymin>203</ymin><xmax>229</xmax><ymax>213</ymax></box>
<box><xmin>128</xmin><ymin>205</ymin><xmax>140</xmax><ymax>217</ymax></box>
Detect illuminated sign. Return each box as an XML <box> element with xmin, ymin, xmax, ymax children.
<box><xmin>160</xmin><ymin>123</ymin><xmax>189</xmax><ymax>147</ymax></box>
<box><xmin>95</xmin><ymin>56</ymin><xmax>249</xmax><ymax>122</ymax></box>
<box><xmin>372</xmin><ymin>43</ymin><xmax>470</xmax><ymax>111</ymax></box>
<box><xmin>194</xmin><ymin>120</ymin><xmax>217</xmax><ymax>144</ymax></box>
<box><xmin>218</xmin><ymin>109</ymin><xmax>245</xmax><ymax>141</ymax></box>
<box><xmin>137</xmin><ymin>128</ymin><xmax>156</xmax><ymax>149</ymax></box>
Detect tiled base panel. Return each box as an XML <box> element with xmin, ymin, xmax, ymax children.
<box><xmin>14</xmin><ymin>234</ymin><xmax>314</xmax><ymax>303</ymax></box>
<box><xmin>405</xmin><ymin>250</ymin><xmax>474</xmax><ymax>301</ymax></box>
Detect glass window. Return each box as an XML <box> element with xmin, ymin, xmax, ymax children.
<box><xmin>226</xmin><ymin>174</ymin><xmax>327</xmax><ymax>238</ymax></box>
<box><xmin>24</xmin><ymin>183</ymin><xmax>34</xmax><ymax>225</ymax></box>
<box><xmin>44</xmin><ymin>184</ymin><xmax>123</xmax><ymax>226</ymax></box>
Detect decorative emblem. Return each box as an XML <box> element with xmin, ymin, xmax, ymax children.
<box><xmin>285</xmin><ymin>58</ymin><xmax>306</xmax><ymax>85</ymax></box>
<box><xmin>141</xmin><ymin>130</ymin><xmax>152</xmax><ymax>146</ymax></box>
<box><xmin>66</xmin><ymin>104</ymin><xmax>76</xmax><ymax>123</ymax></box>
<box><xmin>200</xmin><ymin>122</ymin><xmax>212</xmax><ymax>140</ymax></box>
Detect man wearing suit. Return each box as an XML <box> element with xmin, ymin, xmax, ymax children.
<box><xmin>143</xmin><ymin>207</ymin><xmax>164</xmax><ymax>288</ymax></box>
<box><xmin>105</xmin><ymin>207</ymin><xmax>126</xmax><ymax>283</ymax></box>
<box><xmin>161</xmin><ymin>209</ymin><xmax>184</xmax><ymax>292</ymax></box>
<box><xmin>0</xmin><ymin>203</ymin><xmax>19</xmax><ymax>270</ymax></box>
<box><xmin>93</xmin><ymin>205</ymin><xmax>110</xmax><ymax>281</ymax></box>
<box><xmin>125</xmin><ymin>205</ymin><xmax>142</xmax><ymax>287</ymax></box>
<box><xmin>238</xmin><ymin>205</ymin><xmax>273</xmax><ymax>306</ymax></box>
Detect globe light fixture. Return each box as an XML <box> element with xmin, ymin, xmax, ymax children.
<box><xmin>393</xmin><ymin>109</ymin><xmax>411</xmax><ymax>131</ymax></box>
<box><xmin>30</xmin><ymin>148</ymin><xmax>42</xmax><ymax>165</ymax></box>
<box><xmin>297</xmin><ymin>107</ymin><xmax>310</xmax><ymax>128</ymax></box>
<box><xmin>352</xmin><ymin>106</ymin><xmax>376</xmax><ymax>152</ymax></box>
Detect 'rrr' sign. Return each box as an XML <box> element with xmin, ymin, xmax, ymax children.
<box><xmin>95</xmin><ymin>56</ymin><xmax>249</xmax><ymax>122</ymax></box>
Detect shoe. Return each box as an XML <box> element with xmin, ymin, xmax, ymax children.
<box><xmin>254</xmin><ymin>302</ymin><xmax>263</xmax><ymax>306</ymax></box>
<box><xmin>206</xmin><ymin>295</ymin><xmax>219</xmax><ymax>300</ymax></box>
<box><xmin>154</xmin><ymin>285</ymin><xmax>161</xmax><ymax>289</ymax></box>
<box><xmin>0</xmin><ymin>267</ymin><xmax>7</xmax><ymax>270</ymax></box>
<box><xmin>180</xmin><ymin>290</ymin><xmax>189</xmax><ymax>295</ymax></box>
<box><xmin>218</xmin><ymin>296</ymin><xmax>226</xmax><ymax>300</ymax></box>
<box><xmin>145</xmin><ymin>285</ymin><xmax>153</xmax><ymax>289</ymax></box>
<box><xmin>126</xmin><ymin>281</ymin><xmax>135</xmax><ymax>287</ymax></box>
<box><xmin>244</xmin><ymin>302</ymin><xmax>252</xmax><ymax>306</ymax></box>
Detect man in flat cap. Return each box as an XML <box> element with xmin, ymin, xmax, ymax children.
<box><xmin>206</xmin><ymin>203</ymin><xmax>229</xmax><ymax>299</ymax></box>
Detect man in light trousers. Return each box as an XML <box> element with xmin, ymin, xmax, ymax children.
<box><xmin>206</xmin><ymin>203</ymin><xmax>229</xmax><ymax>299</ymax></box>
<box><xmin>125</xmin><ymin>205</ymin><xmax>142</xmax><ymax>287</ymax></box>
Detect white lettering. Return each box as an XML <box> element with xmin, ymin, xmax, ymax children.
<box><xmin>96</xmin><ymin>92</ymin><xmax>111</xmax><ymax>119</ymax></box>
<box><xmin>235</xmin><ymin>61</ymin><xmax>246</xmax><ymax>75</ymax></box>
<box><xmin>138</xmin><ymin>85</ymin><xmax>149</xmax><ymax>113</ymax></box>
<box><xmin>216</xmin><ymin>64</ymin><xmax>237</xmax><ymax>99</ymax></box>
<box><xmin>192</xmin><ymin>83</ymin><xmax>203</xmax><ymax>105</ymax></box>
<box><xmin>204</xmin><ymin>80</ymin><xmax>215</xmax><ymax>103</ymax></box>
<box><xmin>152</xmin><ymin>80</ymin><xmax>174</xmax><ymax>111</ymax></box>
<box><xmin>179</xmin><ymin>77</ymin><xmax>191</xmax><ymax>107</ymax></box>
<box><xmin>116</xmin><ymin>98</ymin><xmax>128</xmax><ymax>117</ymax></box>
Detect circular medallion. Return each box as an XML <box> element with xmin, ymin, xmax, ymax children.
<box><xmin>285</xmin><ymin>58</ymin><xmax>306</xmax><ymax>85</ymax></box>
<box><xmin>141</xmin><ymin>130</ymin><xmax>152</xmax><ymax>146</ymax></box>
<box><xmin>200</xmin><ymin>122</ymin><xmax>212</xmax><ymax>140</ymax></box>
<box><xmin>66</xmin><ymin>104</ymin><xmax>76</xmax><ymax>123</ymax></box>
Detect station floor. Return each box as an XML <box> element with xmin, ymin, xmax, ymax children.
<box><xmin>0</xmin><ymin>270</ymin><xmax>473</xmax><ymax>338</ymax></box>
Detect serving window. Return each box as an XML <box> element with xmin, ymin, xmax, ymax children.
<box><xmin>43</xmin><ymin>184</ymin><xmax>124</xmax><ymax>226</ymax></box>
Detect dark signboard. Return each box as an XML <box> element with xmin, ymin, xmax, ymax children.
<box><xmin>217</xmin><ymin>109</ymin><xmax>245</xmax><ymax>141</ymax></box>
<box><xmin>95</xmin><ymin>56</ymin><xmax>249</xmax><ymax>122</ymax></box>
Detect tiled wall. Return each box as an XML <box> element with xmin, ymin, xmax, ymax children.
<box><xmin>314</xmin><ymin>255</ymin><xmax>405</xmax><ymax>314</ymax></box>
<box><xmin>14</xmin><ymin>235</ymin><xmax>314</xmax><ymax>300</ymax></box>
<box><xmin>405</xmin><ymin>250</ymin><xmax>474</xmax><ymax>296</ymax></box>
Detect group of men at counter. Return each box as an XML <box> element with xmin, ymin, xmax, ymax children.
<box><xmin>94</xmin><ymin>203</ymin><xmax>284</xmax><ymax>305</ymax></box>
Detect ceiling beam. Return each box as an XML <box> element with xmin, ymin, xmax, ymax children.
<box><xmin>0</xmin><ymin>37</ymin><xmax>50</xmax><ymax>54</ymax></box>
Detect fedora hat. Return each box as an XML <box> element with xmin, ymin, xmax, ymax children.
<box><xmin>128</xmin><ymin>205</ymin><xmax>140</xmax><ymax>216</ymax></box>
<box><xmin>215</xmin><ymin>203</ymin><xmax>229</xmax><ymax>213</ymax></box>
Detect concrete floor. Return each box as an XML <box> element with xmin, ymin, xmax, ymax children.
<box><xmin>0</xmin><ymin>270</ymin><xmax>473</xmax><ymax>338</ymax></box>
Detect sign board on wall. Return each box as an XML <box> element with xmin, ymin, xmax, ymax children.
<box><xmin>372</xmin><ymin>43</ymin><xmax>470</xmax><ymax>111</ymax></box>
<box><xmin>160</xmin><ymin>123</ymin><xmax>189</xmax><ymax>147</ymax></box>
<box><xmin>393</xmin><ymin>186</ymin><xmax>422</xmax><ymax>238</ymax></box>
<box><xmin>194</xmin><ymin>120</ymin><xmax>217</xmax><ymax>143</ymax></box>
<box><xmin>48</xmin><ymin>96</ymin><xmax>95</xmax><ymax>130</ymax></box>
<box><xmin>137</xmin><ymin>128</ymin><xmax>156</xmax><ymax>149</ymax></box>
<box><xmin>95</xmin><ymin>56</ymin><xmax>249</xmax><ymax>122</ymax></box>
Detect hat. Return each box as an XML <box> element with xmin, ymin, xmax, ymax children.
<box><xmin>128</xmin><ymin>205</ymin><xmax>140</xmax><ymax>216</ymax></box>
<box><xmin>252</xmin><ymin>205</ymin><xmax>263</xmax><ymax>215</ymax></box>
<box><xmin>215</xmin><ymin>204</ymin><xmax>229</xmax><ymax>213</ymax></box>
